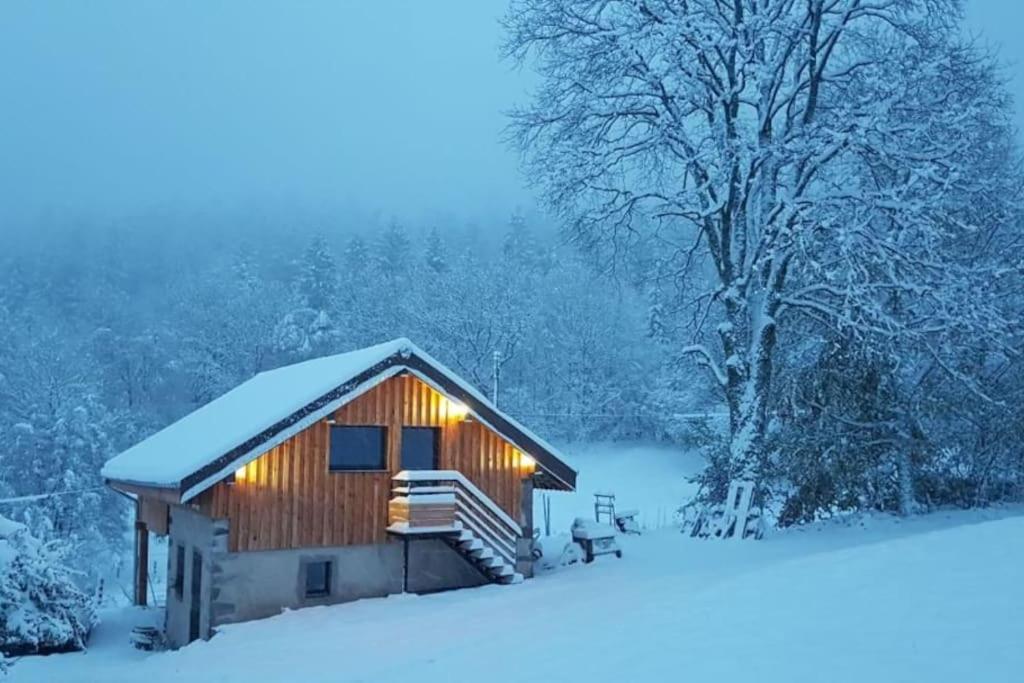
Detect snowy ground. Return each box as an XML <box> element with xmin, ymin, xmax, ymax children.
<box><xmin>11</xmin><ymin>443</ymin><xmax>1024</xmax><ymax>683</ymax></box>
<box><xmin>543</xmin><ymin>441</ymin><xmax>704</xmax><ymax>531</ymax></box>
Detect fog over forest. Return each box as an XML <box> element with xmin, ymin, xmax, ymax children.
<box><xmin>2</xmin><ymin>0</ymin><xmax>1024</xmax><ymax>636</ymax></box>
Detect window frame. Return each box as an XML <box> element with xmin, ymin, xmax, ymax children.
<box><xmin>303</xmin><ymin>559</ymin><xmax>332</xmax><ymax>599</ymax></box>
<box><xmin>327</xmin><ymin>425</ymin><xmax>388</xmax><ymax>472</ymax></box>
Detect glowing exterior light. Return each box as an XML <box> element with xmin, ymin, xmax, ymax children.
<box><xmin>447</xmin><ymin>400</ymin><xmax>469</xmax><ymax>421</ymax></box>
<box><xmin>235</xmin><ymin>465</ymin><xmax>247</xmax><ymax>481</ymax></box>
<box><xmin>520</xmin><ymin>453</ymin><xmax>536</xmax><ymax>471</ymax></box>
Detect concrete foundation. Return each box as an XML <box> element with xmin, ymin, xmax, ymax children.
<box><xmin>211</xmin><ymin>542</ymin><xmax>405</xmax><ymax>625</ymax></box>
<box><xmin>165</xmin><ymin>505</ymin><xmax>227</xmax><ymax>649</ymax></box>
<box><xmin>404</xmin><ymin>538</ymin><xmax>490</xmax><ymax>594</ymax></box>
<box><xmin>163</xmin><ymin>508</ymin><xmax>498</xmax><ymax>648</ymax></box>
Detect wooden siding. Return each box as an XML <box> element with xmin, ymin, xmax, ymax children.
<box><xmin>138</xmin><ymin>497</ymin><xmax>170</xmax><ymax>535</ymax></box>
<box><xmin>195</xmin><ymin>374</ymin><xmax>534</xmax><ymax>552</ymax></box>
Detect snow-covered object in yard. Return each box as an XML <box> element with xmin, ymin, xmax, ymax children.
<box><xmin>0</xmin><ymin>515</ymin><xmax>95</xmax><ymax>657</ymax></box>
<box><xmin>102</xmin><ymin>338</ymin><xmax>576</xmax><ymax>500</ymax></box>
<box><xmin>570</xmin><ymin>518</ymin><xmax>616</xmax><ymax>541</ymax></box>
<box><xmin>571</xmin><ymin>518</ymin><xmax>622</xmax><ymax>563</ymax></box>
<box><xmin>613</xmin><ymin>510</ymin><xmax>641</xmax><ymax>535</ymax></box>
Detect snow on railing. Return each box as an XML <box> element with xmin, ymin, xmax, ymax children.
<box><xmin>393</xmin><ymin>470</ymin><xmax>520</xmax><ymax>532</ymax></box>
<box><xmin>392</xmin><ymin>470</ymin><xmax>520</xmax><ymax>565</ymax></box>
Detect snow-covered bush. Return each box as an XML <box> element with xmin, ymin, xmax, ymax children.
<box><xmin>2</xmin><ymin>386</ymin><xmax>129</xmax><ymax>583</ymax></box>
<box><xmin>0</xmin><ymin>515</ymin><xmax>95</xmax><ymax>656</ymax></box>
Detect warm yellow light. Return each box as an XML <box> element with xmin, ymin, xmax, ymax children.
<box><xmin>446</xmin><ymin>400</ymin><xmax>469</xmax><ymax>421</ymax></box>
<box><xmin>235</xmin><ymin>465</ymin><xmax>247</xmax><ymax>481</ymax></box>
<box><xmin>520</xmin><ymin>453</ymin><xmax>536</xmax><ymax>470</ymax></box>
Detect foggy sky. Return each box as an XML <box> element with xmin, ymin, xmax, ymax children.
<box><xmin>0</xmin><ymin>1</ymin><xmax>1020</xmax><ymax>231</ymax></box>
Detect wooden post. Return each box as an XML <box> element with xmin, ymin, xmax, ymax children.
<box><xmin>518</xmin><ymin>475</ymin><xmax>535</xmax><ymax>578</ymax></box>
<box><xmin>402</xmin><ymin>537</ymin><xmax>410</xmax><ymax>593</ymax></box>
<box><xmin>520</xmin><ymin>475</ymin><xmax>534</xmax><ymax>537</ymax></box>
<box><xmin>134</xmin><ymin>519</ymin><xmax>149</xmax><ymax>606</ymax></box>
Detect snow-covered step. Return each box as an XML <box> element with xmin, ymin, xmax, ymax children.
<box><xmin>445</xmin><ymin>532</ymin><xmax>521</xmax><ymax>587</ymax></box>
<box><xmin>483</xmin><ymin>557</ymin><xmax>507</xmax><ymax>573</ymax></box>
<box><xmin>461</xmin><ymin>538</ymin><xmax>484</xmax><ymax>552</ymax></box>
<box><xmin>497</xmin><ymin>572</ymin><xmax>523</xmax><ymax>585</ymax></box>
<box><xmin>491</xmin><ymin>562</ymin><xmax>514</xmax><ymax>577</ymax></box>
<box><xmin>459</xmin><ymin>537</ymin><xmax>483</xmax><ymax>552</ymax></box>
<box><xmin>471</xmin><ymin>547</ymin><xmax>494</xmax><ymax>561</ymax></box>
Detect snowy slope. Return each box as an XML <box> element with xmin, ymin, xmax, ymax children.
<box><xmin>543</xmin><ymin>441</ymin><xmax>705</xmax><ymax>531</ymax></box>
<box><xmin>18</xmin><ymin>443</ymin><xmax>1023</xmax><ymax>682</ymax></box>
<box><xmin>14</xmin><ymin>510</ymin><xmax>1023</xmax><ymax>682</ymax></box>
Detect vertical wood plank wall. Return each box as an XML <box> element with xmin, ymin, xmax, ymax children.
<box><xmin>195</xmin><ymin>374</ymin><xmax>534</xmax><ymax>552</ymax></box>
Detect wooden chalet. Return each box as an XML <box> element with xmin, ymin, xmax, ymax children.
<box><xmin>102</xmin><ymin>338</ymin><xmax>576</xmax><ymax>648</ymax></box>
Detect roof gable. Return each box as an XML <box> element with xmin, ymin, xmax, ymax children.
<box><xmin>101</xmin><ymin>338</ymin><xmax>576</xmax><ymax>500</ymax></box>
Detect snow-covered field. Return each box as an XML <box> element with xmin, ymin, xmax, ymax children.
<box><xmin>543</xmin><ymin>441</ymin><xmax>705</xmax><ymax>531</ymax></box>
<box><xmin>11</xmin><ymin>443</ymin><xmax>1024</xmax><ymax>683</ymax></box>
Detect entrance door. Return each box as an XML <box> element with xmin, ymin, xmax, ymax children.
<box><xmin>401</xmin><ymin>427</ymin><xmax>439</xmax><ymax>470</ymax></box>
<box><xmin>188</xmin><ymin>549</ymin><xmax>202</xmax><ymax>642</ymax></box>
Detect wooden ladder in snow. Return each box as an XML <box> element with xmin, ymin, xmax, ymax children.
<box><xmin>387</xmin><ymin>470</ymin><xmax>523</xmax><ymax>585</ymax></box>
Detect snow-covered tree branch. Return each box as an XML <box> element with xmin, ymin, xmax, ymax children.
<box><xmin>504</xmin><ymin>0</ymin><xmax>1023</xmax><ymax>522</ymax></box>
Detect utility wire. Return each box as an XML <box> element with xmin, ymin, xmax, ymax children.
<box><xmin>0</xmin><ymin>487</ymin><xmax>107</xmax><ymax>505</ymax></box>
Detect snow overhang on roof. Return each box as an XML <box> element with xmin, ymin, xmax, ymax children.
<box><xmin>101</xmin><ymin>338</ymin><xmax>577</xmax><ymax>501</ymax></box>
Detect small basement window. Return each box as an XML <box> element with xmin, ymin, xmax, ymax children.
<box><xmin>329</xmin><ymin>426</ymin><xmax>387</xmax><ymax>471</ymax></box>
<box><xmin>305</xmin><ymin>560</ymin><xmax>332</xmax><ymax>598</ymax></box>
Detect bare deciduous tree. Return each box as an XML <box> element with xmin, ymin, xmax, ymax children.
<box><xmin>504</xmin><ymin>0</ymin><xmax>1019</xmax><ymax>530</ymax></box>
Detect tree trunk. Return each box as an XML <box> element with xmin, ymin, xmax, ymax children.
<box><xmin>729</xmin><ymin>302</ymin><xmax>778</xmax><ymax>484</ymax></box>
<box><xmin>897</xmin><ymin>450</ymin><xmax>916</xmax><ymax>516</ymax></box>
<box><xmin>705</xmin><ymin>298</ymin><xmax>779</xmax><ymax>539</ymax></box>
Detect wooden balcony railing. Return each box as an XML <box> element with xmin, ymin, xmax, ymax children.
<box><xmin>387</xmin><ymin>470</ymin><xmax>520</xmax><ymax>567</ymax></box>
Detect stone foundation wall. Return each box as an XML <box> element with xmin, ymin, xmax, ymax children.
<box><xmin>164</xmin><ymin>507</ymin><xmax>525</xmax><ymax>648</ymax></box>
<box><xmin>165</xmin><ymin>505</ymin><xmax>228</xmax><ymax>649</ymax></box>
<box><xmin>207</xmin><ymin>538</ymin><xmax>489</xmax><ymax>628</ymax></box>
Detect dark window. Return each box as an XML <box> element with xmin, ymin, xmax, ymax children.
<box><xmin>174</xmin><ymin>544</ymin><xmax>185</xmax><ymax>600</ymax></box>
<box><xmin>305</xmin><ymin>560</ymin><xmax>331</xmax><ymax>598</ymax></box>
<box><xmin>401</xmin><ymin>427</ymin><xmax>439</xmax><ymax>470</ymax></box>
<box><xmin>189</xmin><ymin>549</ymin><xmax>202</xmax><ymax>642</ymax></box>
<box><xmin>329</xmin><ymin>426</ymin><xmax>387</xmax><ymax>471</ymax></box>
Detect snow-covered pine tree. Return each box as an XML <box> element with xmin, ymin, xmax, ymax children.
<box><xmin>425</xmin><ymin>226</ymin><xmax>449</xmax><ymax>274</ymax></box>
<box><xmin>502</xmin><ymin>211</ymin><xmax>546</xmax><ymax>274</ymax></box>
<box><xmin>295</xmin><ymin>233</ymin><xmax>339</xmax><ymax>313</ymax></box>
<box><xmin>342</xmin><ymin>234</ymin><xmax>369</xmax><ymax>278</ymax></box>
<box><xmin>276</xmin><ymin>234</ymin><xmax>342</xmax><ymax>357</ymax></box>
<box><xmin>375</xmin><ymin>220</ymin><xmax>412</xmax><ymax>284</ymax></box>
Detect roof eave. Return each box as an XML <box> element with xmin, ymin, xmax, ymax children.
<box><xmin>400</xmin><ymin>352</ymin><xmax>577</xmax><ymax>491</ymax></box>
<box><xmin>105</xmin><ymin>479</ymin><xmax>182</xmax><ymax>504</ymax></box>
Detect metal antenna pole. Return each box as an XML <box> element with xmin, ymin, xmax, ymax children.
<box><xmin>492</xmin><ymin>350</ymin><xmax>501</xmax><ymax>406</ymax></box>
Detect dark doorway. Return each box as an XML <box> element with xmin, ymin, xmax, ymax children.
<box><xmin>189</xmin><ymin>549</ymin><xmax>202</xmax><ymax>642</ymax></box>
<box><xmin>401</xmin><ymin>427</ymin><xmax>439</xmax><ymax>470</ymax></box>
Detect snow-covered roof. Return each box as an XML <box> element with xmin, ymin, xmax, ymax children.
<box><xmin>102</xmin><ymin>338</ymin><xmax>576</xmax><ymax>500</ymax></box>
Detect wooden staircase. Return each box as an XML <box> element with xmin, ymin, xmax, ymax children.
<box><xmin>387</xmin><ymin>470</ymin><xmax>523</xmax><ymax>585</ymax></box>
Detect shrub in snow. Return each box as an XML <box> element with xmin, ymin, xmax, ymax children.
<box><xmin>0</xmin><ymin>515</ymin><xmax>95</xmax><ymax>656</ymax></box>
